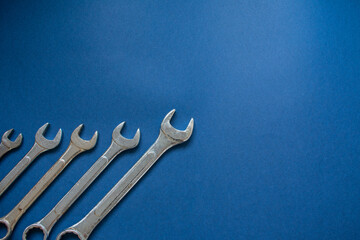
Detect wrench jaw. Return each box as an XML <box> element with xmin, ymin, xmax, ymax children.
<box><xmin>112</xmin><ymin>122</ymin><xmax>141</xmax><ymax>150</ymax></box>
<box><xmin>0</xmin><ymin>218</ymin><xmax>12</xmax><ymax>240</ymax></box>
<box><xmin>56</xmin><ymin>228</ymin><xmax>86</xmax><ymax>240</ymax></box>
<box><xmin>161</xmin><ymin>109</ymin><xmax>194</xmax><ymax>143</ymax></box>
<box><xmin>22</xmin><ymin>223</ymin><xmax>49</xmax><ymax>240</ymax></box>
<box><xmin>71</xmin><ymin>125</ymin><xmax>98</xmax><ymax>151</ymax></box>
<box><xmin>35</xmin><ymin>123</ymin><xmax>63</xmax><ymax>150</ymax></box>
<box><xmin>2</xmin><ymin>129</ymin><xmax>23</xmax><ymax>149</ymax></box>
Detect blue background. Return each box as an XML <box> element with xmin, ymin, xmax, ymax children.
<box><xmin>0</xmin><ymin>0</ymin><xmax>359</xmax><ymax>239</ymax></box>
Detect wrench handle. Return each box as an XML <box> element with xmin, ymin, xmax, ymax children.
<box><xmin>0</xmin><ymin>143</ymin><xmax>9</xmax><ymax>159</ymax></box>
<box><xmin>38</xmin><ymin>142</ymin><xmax>124</xmax><ymax>233</ymax></box>
<box><xmin>0</xmin><ymin>143</ymin><xmax>45</xmax><ymax>197</ymax></box>
<box><xmin>69</xmin><ymin>133</ymin><xmax>174</xmax><ymax>239</ymax></box>
<box><xmin>2</xmin><ymin>144</ymin><xmax>82</xmax><ymax>230</ymax></box>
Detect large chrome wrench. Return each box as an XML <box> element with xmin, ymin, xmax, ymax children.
<box><xmin>0</xmin><ymin>129</ymin><xmax>23</xmax><ymax>159</ymax></box>
<box><xmin>57</xmin><ymin>110</ymin><xmax>194</xmax><ymax>240</ymax></box>
<box><xmin>0</xmin><ymin>124</ymin><xmax>98</xmax><ymax>240</ymax></box>
<box><xmin>23</xmin><ymin>122</ymin><xmax>140</xmax><ymax>240</ymax></box>
<box><xmin>0</xmin><ymin>123</ymin><xmax>62</xmax><ymax>197</ymax></box>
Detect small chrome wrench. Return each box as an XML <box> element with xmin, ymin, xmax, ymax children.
<box><xmin>0</xmin><ymin>129</ymin><xmax>23</xmax><ymax>159</ymax></box>
<box><xmin>23</xmin><ymin>122</ymin><xmax>140</xmax><ymax>240</ymax></box>
<box><xmin>57</xmin><ymin>110</ymin><xmax>194</xmax><ymax>240</ymax></box>
<box><xmin>0</xmin><ymin>123</ymin><xmax>62</xmax><ymax>197</ymax></box>
<box><xmin>0</xmin><ymin>124</ymin><xmax>98</xmax><ymax>240</ymax></box>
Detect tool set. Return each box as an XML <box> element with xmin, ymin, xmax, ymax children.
<box><xmin>0</xmin><ymin>110</ymin><xmax>194</xmax><ymax>240</ymax></box>
<box><xmin>0</xmin><ymin>123</ymin><xmax>62</xmax><ymax>197</ymax></box>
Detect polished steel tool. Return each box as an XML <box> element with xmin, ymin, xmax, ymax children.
<box><xmin>23</xmin><ymin>122</ymin><xmax>140</xmax><ymax>240</ymax></box>
<box><xmin>57</xmin><ymin>110</ymin><xmax>194</xmax><ymax>240</ymax></box>
<box><xmin>0</xmin><ymin>124</ymin><xmax>98</xmax><ymax>240</ymax></box>
<box><xmin>0</xmin><ymin>129</ymin><xmax>23</xmax><ymax>159</ymax></box>
<box><xmin>0</xmin><ymin>123</ymin><xmax>62</xmax><ymax>197</ymax></box>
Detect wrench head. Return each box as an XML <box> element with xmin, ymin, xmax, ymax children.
<box><xmin>0</xmin><ymin>218</ymin><xmax>12</xmax><ymax>240</ymax></box>
<box><xmin>161</xmin><ymin>109</ymin><xmax>194</xmax><ymax>142</ymax></box>
<box><xmin>56</xmin><ymin>229</ymin><xmax>86</xmax><ymax>240</ymax></box>
<box><xmin>71</xmin><ymin>124</ymin><xmax>98</xmax><ymax>150</ymax></box>
<box><xmin>23</xmin><ymin>223</ymin><xmax>49</xmax><ymax>240</ymax></box>
<box><xmin>35</xmin><ymin>123</ymin><xmax>62</xmax><ymax>150</ymax></box>
<box><xmin>112</xmin><ymin>122</ymin><xmax>140</xmax><ymax>149</ymax></box>
<box><xmin>2</xmin><ymin>129</ymin><xmax>23</xmax><ymax>149</ymax></box>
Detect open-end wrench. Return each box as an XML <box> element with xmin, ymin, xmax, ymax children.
<box><xmin>0</xmin><ymin>124</ymin><xmax>98</xmax><ymax>240</ymax></box>
<box><xmin>23</xmin><ymin>122</ymin><xmax>140</xmax><ymax>240</ymax></box>
<box><xmin>0</xmin><ymin>123</ymin><xmax>62</xmax><ymax>197</ymax></box>
<box><xmin>0</xmin><ymin>129</ymin><xmax>23</xmax><ymax>159</ymax></box>
<box><xmin>57</xmin><ymin>110</ymin><xmax>194</xmax><ymax>240</ymax></box>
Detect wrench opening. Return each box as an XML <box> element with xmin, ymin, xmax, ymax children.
<box><xmin>57</xmin><ymin>229</ymin><xmax>85</xmax><ymax>240</ymax></box>
<box><xmin>0</xmin><ymin>219</ymin><xmax>11</xmax><ymax>240</ymax></box>
<box><xmin>2</xmin><ymin>129</ymin><xmax>23</xmax><ymax>149</ymax></box>
<box><xmin>35</xmin><ymin>123</ymin><xmax>62</xmax><ymax>150</ymax></box>
<box><xmin>23</xmin><ymin>223</ymin><xmax>49</xmax><ymax>240</ymax></box>
<box><xmin>161</xmin><ymin>109</ymin><xmax>194</xmax><ymax>142</ymax></box>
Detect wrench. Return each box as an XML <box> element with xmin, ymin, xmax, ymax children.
<box><xmin>56</xmin><ymin>110</ymin><xmax>194</xmax><ymax>240</ymax></box>
<box><xmin>0</xmin><ymin>124</ymin><xmax>98</xmax><ymax>240</ymax></box>
<box><xmin>23</xmin><ymin>122</ymin><xmax>140</xmax><ymax>240</ymax></box>
<box><xmin>0</xmin><ymin>123</ymin><xmax>62</xmax><ymax>197</ymax></box>
<box><xmin>0</xmin><ymin>129</ymin><xmax>23</xmax><ymax>159</ymax></box>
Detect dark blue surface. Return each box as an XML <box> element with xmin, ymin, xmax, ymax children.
<box><xmin>0</xmin><ymin>0</ymin><xmax>360</xmax><ymax>239</ymax></box>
